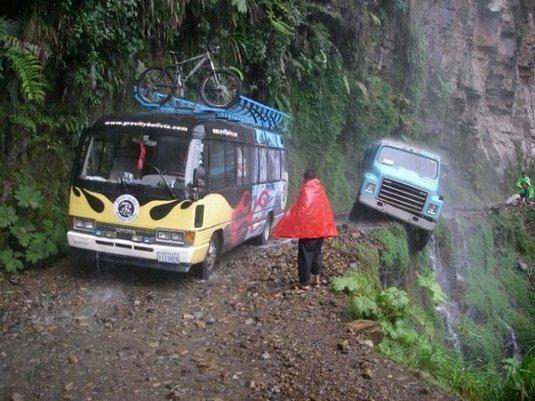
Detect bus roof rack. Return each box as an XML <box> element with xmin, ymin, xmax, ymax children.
<box><xmin>133</xmin><ymin>86</ymin><xmax>290</xmax><ymax>132</ymax></box>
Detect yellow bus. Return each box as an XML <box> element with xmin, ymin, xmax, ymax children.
<box><xmin>67</xmin><ymin>112</ymin><xmax>288</xmax><ymax>279</ymax></box>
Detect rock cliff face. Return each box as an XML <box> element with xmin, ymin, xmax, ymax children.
<box><xmin>382</xmin><ymin>0</ymin><xmax>534</xmax><ymax>201</ymax></box>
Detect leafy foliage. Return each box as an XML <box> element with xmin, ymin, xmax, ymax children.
<box><xmin>417</xmin><ymin>270</ymin><xmax>447</xmax><ymax>306</ymax></box>
<box><xmin>0</xmin><ymin>205</ymin><xmax>18</xmax><ymax>228</ymax></box>
<box><xmin>0</xmin><ymin>181</ymin><xmax>66</xmax><ymax>272</ymax></box>
<box><xmin>502</xmin><ymin>353</ymin><xmax>535</xmax><ymax>401</ymax></box>
<box><xmin>370</xmin><ymin>223</ymin><xmax>410</xmax><ymax>272</ymax></box>
<box><xmin>13</xmin><ymin>184</ymin><xmax>42</xmax><ymax>209</ymax></box>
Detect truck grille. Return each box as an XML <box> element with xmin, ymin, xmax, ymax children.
<box><xmin>378</xmin><ymin>179</ymin><xmax>428</xmax><ymax>215</ymax></box>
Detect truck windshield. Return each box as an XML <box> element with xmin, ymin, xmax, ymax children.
<box><xmin>79</xmin><ymin>131</ymin><xmax>201</xmax><ymax>190</ymax></box>
<box><xmin>377</xmin><ymin>146</ymin><xmax>438</xmax><ymax>179</ymax></box>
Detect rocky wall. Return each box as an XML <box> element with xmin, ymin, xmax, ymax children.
<box><xmin>379</xmin><ymin>0</ymin><xmax>535</xmax><ymax>202</ymax></box>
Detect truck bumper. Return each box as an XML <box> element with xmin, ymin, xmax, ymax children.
<box><xmin>358</xmin><ymin>194</ymin><xmax>436</xmax><ymax>231</ymax></box>
<box><xmin>67</xmin><ymin>231</ymin><xmax>209</xmax><ymax>273</ymax></box>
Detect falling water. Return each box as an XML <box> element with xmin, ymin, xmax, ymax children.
<box><xmin>428</xmin><ymin>237</ymin><xmax>461</xmax><ymax>350</ymax></box>
<box><xmin>432</xmin><ymin>217</ymin><xmax>522</xmax><ymax>357</ymax></box>
<box><xmin>504</xmin><ymin>323</ymin><xmax>521</xmax><ymax>358</ymax></box>
<box><xmin>450</xmin><ymin>217</ymin><xmax>470</xmax><ymax>276</ymax></box>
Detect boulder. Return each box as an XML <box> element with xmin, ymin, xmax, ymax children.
<box><xmin>517</xmin><ymin>261</ymin><xmax>529</xmax><ymax>272</ymax></box>
<box><xmin>347</xmin><ymin>320</ymin><xmax>384</xmax><ymax>344</ymax></box>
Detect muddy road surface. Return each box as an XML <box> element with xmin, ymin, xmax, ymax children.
<box><xmin>0</xmin><ymin>227</ymin><xmax>456</xmax><ymax>401</ymax></box>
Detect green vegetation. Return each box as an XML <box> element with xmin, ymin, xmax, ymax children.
<box><xmin>369</xmin><ymin>222</ymin><xmax>410</xmax><ymax>273</ymax></box>
<box><xmin>0</xmin><ymin>0</ymin><xmax>421</xmax><ymax>272</ymax></box>
<box><xmin>332</xmin><ymin>215</ymin><xmax>535</xmax><ymax>401</ymax></box>
<box><xmin>457</xmin><ymin>210</ymin><xmax>535</xmax><ymax>365</ymax></box>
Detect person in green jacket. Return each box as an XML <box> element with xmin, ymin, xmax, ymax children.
<box><xmin>516</xmin><ymin>171</ymin><xmax>534</xmax><ymax>206</ymax></box>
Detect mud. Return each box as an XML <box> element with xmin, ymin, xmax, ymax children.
<box><xmin>0</xmin><ymin>227</ymin><xmax>456</xmax><ymax>401</ymax></box>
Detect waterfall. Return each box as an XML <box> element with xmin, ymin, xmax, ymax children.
<box><xmin>504</xmin><ymin>323</ymin><xmax>521</xmax><ymax>358</ymax></box>
<box><xmin>428</xmin><ymin>238</ymin><xmax>461</xmax><ymax>350</ymax></box>
<box><xmin>450</xmin><ymin>217</ymin><xmax>470</xmax><ymax>276</ymax></box>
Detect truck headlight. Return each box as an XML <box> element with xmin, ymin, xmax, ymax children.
<box><xmin>156</xmin><ymin>230</ymin><xmax>184</xmax><ymax>244</ymax></box>
<box><xmin>364</xmin><ymin>183</ymin><xmax>377</xmax><ymax>193</ymax></box>
<box><xmin>73</xmin><ymin>218</ymin><xmax>96</xmax><ymax>232</ymax></box>
<box><xmin>427</xmin><ymin>204</ymin><xmax>438</xmax><ymax>215</ymax></box>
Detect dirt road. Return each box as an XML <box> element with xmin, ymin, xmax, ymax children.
<box><xmin>0</xmin><ymin>226</ymin><xmax>456</xmax><ymax>401</ymax></box>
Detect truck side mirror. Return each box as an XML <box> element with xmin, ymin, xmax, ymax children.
<box><xmin>193</xmin><ymin>167</ymin><xmax>206</xmax><ymax>189</ymax></box>
<box><xmin>439</xmin><ymin>195</ymin><xmax>444</xmax><ymax>201</ymax></box>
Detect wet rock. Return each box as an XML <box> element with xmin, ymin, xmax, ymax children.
<box><xmin>260</xmin><ymin>352</ymin><xmax>271</xmax><ymax>360</ymax></box>
<box><xmin>362</xmin><ymin>368</ymin><xmax>374</xmax><ymax>380</ymax></box>
<box><xmin>194</xmin><ymin>320</ymin><xmax>206</xmax><ymax>329</ymax></box>
<box><xmin>64</xmin><ymin>382</ymin><xmax>75</xmax><ymax>391</ymax></box>
<box><xmin>517</xmin><ymin>261</ymin><xmax>528</xmax><ymax>272</ymax></box>
<box><xmin>361</xmin><ymin>339</ymin><xmax>374</xmax><ymax>348</ymax></box>
<box><xmin>10</xmin><ymin>393</ymin><xmax>24</xmax><ymax>401</ymax></box>
<box><xmin>182</xmin><ymin>313</ymin><xmax>194</xmax><ymax>320</ymax></box>
<box><xmin>206</xmin><ymin>317</ymin><xmax>216</xmax><ymax>325</ymax></box>
<box><xmin>419</xmin><ymin>387</ymin><xmax>430</xmax><ymax>395</ymax></box>
<box><xmin>337</xmin><ymin>340</ymin><xmax>350</xmax><ymax>354</ymax></box>
<box><xmin>347</xmin><ymin>320</ymin><xmax>384</xmax><ymax>344</ymax></box>
<box><xmin>167</xmin><ymin>388</ymin><xmax>181</xmax><ymax>400</ymax></box>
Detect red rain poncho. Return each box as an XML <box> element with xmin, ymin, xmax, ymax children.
<box><xmin>273</xmin><ymin>178</ymin><xmax>338</xmax><ymax>239</ymax></box>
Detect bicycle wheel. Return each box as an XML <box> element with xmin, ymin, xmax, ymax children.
<box><xmin>136</xmin><ymin>67</ymin><xmax>174</xmax><ymax>104</ymax></box>
<box><xmin>200</xmin><ymin>70</ymin><xmax>241</xmax><ymax>108</ymax></box>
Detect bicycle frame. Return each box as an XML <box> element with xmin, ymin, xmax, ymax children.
<box><xmin>170</xmin><ymin>51</ymin><xmax>217</xmax><ymax>87</ymax></box>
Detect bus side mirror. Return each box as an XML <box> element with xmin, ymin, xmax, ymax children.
<box><xmin>193</xmin><ymin>167</ymin><xmax>206</xmax><ymax>189</ymax></box>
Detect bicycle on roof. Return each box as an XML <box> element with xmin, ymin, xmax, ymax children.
<box><xmin>136</xmin><ymin>45</ymin><xmax>242</xmax><ymax>109</ymax></box>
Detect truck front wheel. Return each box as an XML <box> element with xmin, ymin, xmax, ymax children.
<box><xmin>194</xmin><ymin>234</ymin><xmax>221</xmax><ymax>280</ymax></box>
<box><xmin>411</xmin><ymin>228</ymin><xmax>431</xmax><ymax>252</ymax></box>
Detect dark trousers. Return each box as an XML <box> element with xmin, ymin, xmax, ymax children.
<box><xmin>297</xmin><ymin>238</ymin><xmax>324</xmax><ymax>284</ymax></box>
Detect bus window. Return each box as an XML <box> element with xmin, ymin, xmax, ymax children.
<box><xmin>267</xmin><ymin>149</ymin><xmax>280</xmax><ymax>181</ymax></box>
<box><xmin>237</xmin><ymin>145</ymin><xmax>252</xmax><ymax>186</ymax></box>
<box><xmin>236</xmin><ymin>146</ymin><xmax>243</xmax><ymax>185</ymax></box>
<box><xmin>225</xmin><ymin>143</ymin><xmax>236</xmax><ymax>186</ymax></box>
<box><xmin>209</xmin><ymin>141</ymin><xmax>226</xmax><ymax>188</ymax></box>
<box><xmin>252</xmin><ymin>147</ymin><xmax>259</xmax><ymax>184</ymax></box>
<box><xmin>281</xmin><ymin>150</ymin><xmax>287</xmax><ymax>177</ymax></box>
<box><xmin>259</xmin><ymin>148</ymin><xmax>267</xmax><ymax>183</ymax></box>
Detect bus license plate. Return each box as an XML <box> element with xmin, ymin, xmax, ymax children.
<box><xmin>157</xmin><ymin>252</ymin><xmax>180</xmax><ymax>264</ymax></box>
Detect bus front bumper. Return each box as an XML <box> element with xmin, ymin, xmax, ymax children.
<box><xmin>358</xmin><ymin>194</ymin><xmax>436</xmax><ymax>231</ymax></box>
<box><xmin>67</xmin><ymin>231</ymin><xmax>209</xmax><ymax>273</ymax></box>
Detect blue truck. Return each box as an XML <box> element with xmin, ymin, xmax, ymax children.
<box><xmin>352</xmin><ymin>139</ymin><xmax>443</xmax><ymax>248</ymax></box>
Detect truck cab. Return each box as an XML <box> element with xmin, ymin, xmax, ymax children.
<box><xmin>355</xmin><ymin>139</ymin><xmax>443</xmax><ymax>233</ymax></box>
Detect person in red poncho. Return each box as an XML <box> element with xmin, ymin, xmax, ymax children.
<box><xmin>273</xmin><ymin>169</ymin><xmax>338</xmax><ymax>288</ymax></box>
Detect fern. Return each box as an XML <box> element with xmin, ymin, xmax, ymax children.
<box><xmin>347</xmin><ymin>295</ymin><xmax>379</xmax><ymax>319</ymax></box>
<box><xmin>378</xmin><ymin>287</ymin><xmax>410</xmax><ymax>321</ymax></box>
<box><xmin>0</xmin><ymin>205</ymin><xmax>18</xmax><ymax>228</ymax></box>
<box><xmin>4</xmin><ymin>48</ymin><xmax>45</xmax><ymax>103</ymax></box>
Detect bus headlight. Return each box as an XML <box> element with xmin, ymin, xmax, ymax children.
<box><xmin>364</xmin><ymin>182</ymin><xmax>377</xmax><ymax>193</ymax></box>
<box><xmin>427</xmin><ymin>204</ymin><xmax>438</xmax><ymax>215</ymax></box>
<box><xmin>156</xmin><ymin>230</ymin><xmax>184</xmax><ymax>244</ymax></box>
<box><xmin>73</xmin><ymin>218</ymin><xmax>96</xmax><ymax>232</ymax></box>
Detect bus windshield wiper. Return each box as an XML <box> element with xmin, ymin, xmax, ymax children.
<box><xmin>143</xmin><ymin>160</ymin><xmax>178</xmax><ymax>199</ymax></box>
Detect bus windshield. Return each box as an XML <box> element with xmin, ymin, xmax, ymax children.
<box><xmin>79</xmin><ymin>131</ymin><xmax>202</xmax><ymax>190</ymax></box>
<box><xmin>377</xmin><ymin>146</ymin><xmax>438</xmax><ymax>179</ymax></box>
